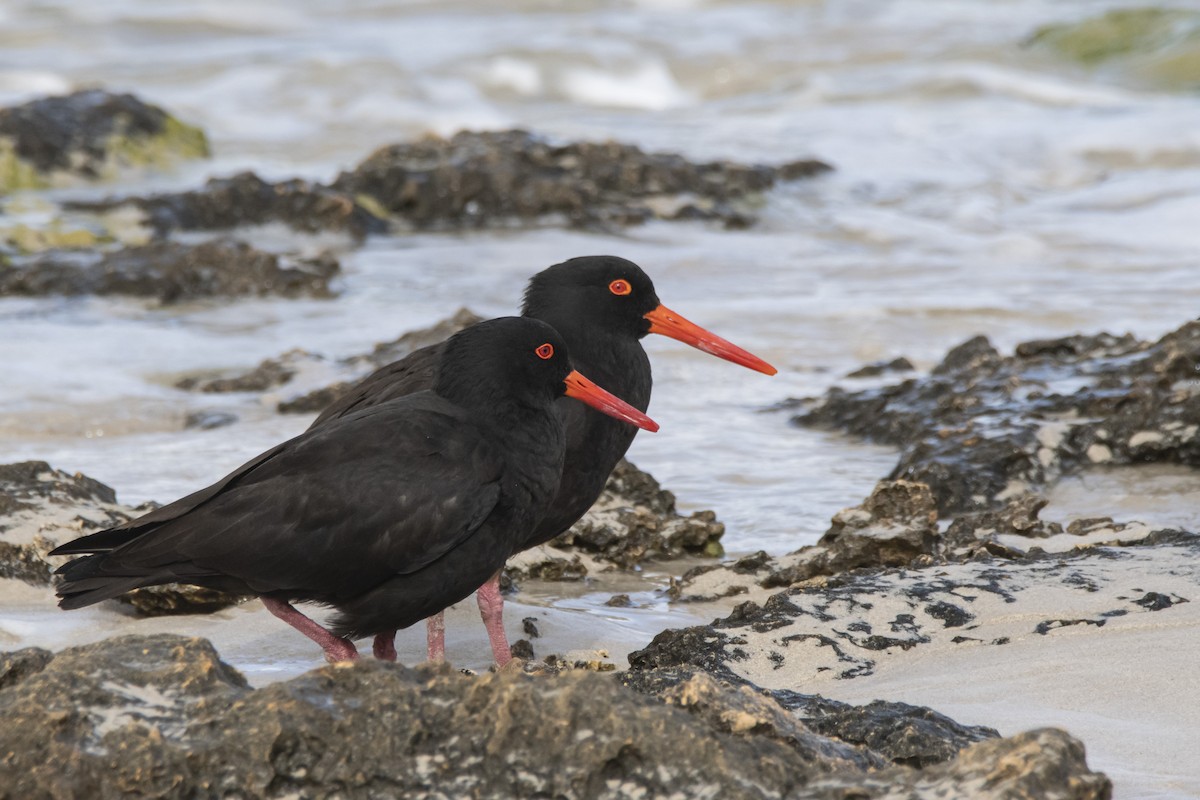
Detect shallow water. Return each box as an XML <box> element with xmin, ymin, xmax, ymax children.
<box><xmin>2</xmin><ymin>4</ymin><xmax>1200</xmax><ymax>791</ymax></box>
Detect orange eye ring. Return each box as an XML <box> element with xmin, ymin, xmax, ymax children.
<box><xmin>609</xmin><ymin>279</ymin><xmax>632</xmax><ymax>296</ymax></box>
<box><xmin>535</xmin><ymin>343</ymin><xmax>554</xmax><ymax>360</ymax></box>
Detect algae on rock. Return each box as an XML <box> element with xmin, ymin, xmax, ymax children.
<box><xmin>0</xmin><ymin>90</ymin><xmax>209</xmax><ymax>192</ymax></box>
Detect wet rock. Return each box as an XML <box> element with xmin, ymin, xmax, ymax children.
<box><xmin>120</xmin><ymin>585</ymin><xmax>242</xmax><ymax>616</ymax></box>
<box><xmin>0</xmin><ymin>634</ymin><xmax>846</xmax><ymax>799</ymax></box>
<box><xmin>333</xmin><ymin>129</ymin><xmax>832</xmax><ymax>232</ymax></box>
<box><xmin>504</xmin><ymin>547</ymin><xmax>589</xmax><ymax>582</ymax></box>
<box><xmin>551</xmin><ymin>459</ymin><xmax>726</xmax><ymax>567</ymax></box>
<box><xmin>276</xmin><ymin>381</ymin><xmax>352</xmax><ymax>415</ymax></box>
<box><xmin>68</xmin><ymin>171</ymin><xmax>386</xmax><ymax>240</ymax></box>
<box><xmin>0</xmin><ymin>239</ymin><xmax>339</xmax><ymax>303</ymax></box>
<box><xmin>0</xmin><ymin>634</ymin><xmax>1108</xmax><ymax>799</ymax></box>
<box><xmin>621</xmin><ymin>661</ymin><xmax>998</xmax><ymax>769</ymax></box>
<box><xmin>65</xmin><ymin>131</ymin><xmax>829</xmax><ymax>239</ymax></box>
<box><xmin>605</xmin><ymin>593</ymin><xmax>633</xmax><ymax>608</ymax></box>
<box><xmin>618</xmin><ymin>669</ymin><xmax>1109</xmax><ymax>796</ymax></box>
<box><xmin>183</xmin><ymin>410</ymin><xmax>238</xmax><ymax>430</ymax></box>
<box><xmin>177</xmin><ymin>349</ymin><xmax>312</xmax><ymax>394</ymax></box>
<box><xmin>762</xmin><ymin>481</ymin><xmax>937</xmax><ymax>587</ymax></box>
<box><xmin>846</xmin><ymin>356</ymin><xmax>915</xmax><ymax>378</ymax></box>
<box><xmin>0</xmin><ymin>461</ymin><xmax>139</xmax><ymax>584</ymax></box>
<box><xmin>0</xmin><ymin>647</ymin><xmax>53</xmax><ymax>691</ymax></box>
<box><xmin>639</xmin><ymin>531</ymin><xmax>1200</xmax><ymax>684</ymax></box>
<box><xmin>791</xmin><ymin>321</ymin><xmax>1200</xmax><ymax>515</ymax></box>
<box><xmin>0</xmin><ymin>461</ymin><xmax>241</xmax><ymax>615</ymax></box>
<box><xmin>0</xmin><ymin>89</ymin><xmax>208</xmax><ymax>191</ymax></box>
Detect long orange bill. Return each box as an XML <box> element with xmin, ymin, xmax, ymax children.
<box><xmin>563</xmin><ymin>370</ymin><xmax>659</xmax><ymax>432</ymax></box>
<box><xmin>644</xmin><ymin>304</ymin><xmax>778</xmax><ymax>376</ymax></box>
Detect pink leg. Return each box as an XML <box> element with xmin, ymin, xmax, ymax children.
<box><xmin>261</xmin><ymin>597</ymin><xmax>358</xmax><ymax>662</ymax></box>
<box><xmin>426</xmin><ymin>613</ymin><xmax>446</xmax><ymax>662</ymax></box>
<box><xmin>477</xmin><ymin>572</ymin><xmax>512</xmax><ymax>666</ymax></box>
<box><xmin>373</xmin><ymin>631</ymin><xmax>397</xmax><ymax>662</ymax></box>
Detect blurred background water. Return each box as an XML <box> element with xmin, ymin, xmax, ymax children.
<box><xmin>2</xmin><ymin>0</ymin><xmax>1200</xmax><ymax>556</ymax></box>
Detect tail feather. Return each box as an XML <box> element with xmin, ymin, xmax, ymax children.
<box><xmin>53</xmin><ymin>553</ymin><xmax>169</xmax><ymax>609</ymax></box>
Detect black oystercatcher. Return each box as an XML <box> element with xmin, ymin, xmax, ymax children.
<box><xmin>50</xmin><ymin>317</ymin><xmax>657</xmax><ymax>663</ymax></box>
<box><xmin>311</xmin><ymin>256</ymin><xmax>776</xmax><ymax>663</ymax></box>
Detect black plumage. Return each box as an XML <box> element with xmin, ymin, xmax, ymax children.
<box><xmin>51</xmin><ymin>317</ymin><xmax>655</xmax><ymax>660</ymax></box>
<box><xmin>307</xmin><ymin>255</ymin><xmax>775</xmax><ymax>662</ymax></box>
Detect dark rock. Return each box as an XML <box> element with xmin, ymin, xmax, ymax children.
<box><xmin>183</xmin><ymin>410</ymin><xmax>238</xmax><ymax>430</ymax></box>
<box><xmin>731</xmin><ymin>550</ymin><xmax>773</xmax><ymax>573</ymax></box>
<box><xmin>68</xmin><ymin>171</ymin><xmax>386</xmax><ymax>240</ymax></box>
<box><xmin>277</xmin><ymin>381</ymin><xmax>352</xmax><ymax>414</ymax></box>
<box><xmin>504</xmin><ymin>551</ymin><xmax>588</xmax><ymax>582</ymax></box>
<box><xmin>0</xmin><ymin>647</ymin><xmax>53</xmax><ymax>691</ymax></box>
<box><xmin>622</xmin><ymin>664</ymin><xmax>1004</xmax><ymax>771</ymax></box>
<box><xmin>0</xmin><ymin>634</ymin><xmax>884</xmax><ymax>800</ymax></box>
<box><xmin>1135</xmin><ymin>591</ymin><xmax>1187</xmax><ymax>611</ymax></box>
<box><xmin>1</xmin><ymin>240</ymin><xmax>339</xmax><ymax>303</ymax></box>
<box><xmin>0</xmin><ymin>636</ymin><xmax>1108</xmax><ymax>798</ymax></box>
<box><xmin>0</xmin><ymin>89</ymin><xmax>208</xmax><ymax>190</ymax></box>
<box><xmin>942</xmin><ymin>494</ymin><xmax>1065</xmax><ymax>558</ymax></box>
<box><xmin>63</xmin><ymin>131</ymin><xmax>830</xmax><ymax>240</ymax></box>
<box><xmin>0</xmin><ymin>461</ymin><xmax>136</xmax><ymax>584</ymax></box>
<box><xmin>761</xmin><ymin>480</ymin><xmax>938</xmax><ymax>588</ymax></box>
<box><xmin>509</xmin><ymin>638</ymin><xmax>535</xmax><ymax>660</ymax></box>
<box><xmin>0</xmin><ymin>461</ymin><xmax>244</xmax><ymax>618</ymax></box>
<box><xmin>847</xmin><ymin>356</ymin><xmax>915</xmax><ymax>378</ymax></box>
<box><xmin>177</xmin><ymin>350</ymin><xmax>309</xmax><ymax>393</ymax></box>
<box><xmin>1035</xmin><ymin>618</ymin><xmax>1107</xmax><ymax>635</ymax></box>
<box><xmin>332</xmin><ymin>129</ymin><xmax>832</xmax><ymax>232</ymax></box>
<box><xmin>605</xmin><ymin>593</ymin><xmax>633</xmax><ymax>607</ymax></box>
<box><xmin>932</xmin><ymin>334</ymin><xmax>1003</xmax><ymax>376</ymax></box>
<box><xmin>522</xmin><ymin>617</ymin><xmax>540</xmax><ymax>638</ymax></box>
<box><xmin>656</xmin><ymin>533</ymin><xmax>1200</xmax><ymax>689</ymax></box>
<box><xmin>794</xmin><ymin>321</ymin><xmax>1200</xmax><ymax>514</ymax></box>
<box><xmin>798</xmin><ymin>698</ymin><xmax>999</xmax><ymax>769</ymax></box>
<box><xmin>551</xmin><ymin>459</ymin><xmax>725</xmax><ymax>567</ymax></box>
<box><xmin>120</xmin><ymin>584</ymin><xmax>242</xmax><ymax>616</ymax></box>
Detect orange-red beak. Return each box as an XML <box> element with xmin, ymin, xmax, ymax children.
<box><xmin>564</xmin><ymin>370</ymin><xmax>659</xmax><ymax>432</ymax></box>
<box><xmin>644</xmin><ymin>305</ymin><xmax>777</xmax><ymax>376</ymax></box>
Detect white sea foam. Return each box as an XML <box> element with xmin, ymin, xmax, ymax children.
<box><xmin>560</xmin><ymin>60</ymin><xmax>693</xmax><ymax>111</ymax></box>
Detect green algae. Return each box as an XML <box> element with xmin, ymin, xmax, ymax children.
<box><xmin>1028</xmin><ymin>8</ymin><xmax>1200</xmax><ymax>90</ymax></box>
<box><xmin>1</xmin><ymin>222</ymin><xmax>108</xmax><ymax>254</ymax></box>
<box><xmin>0</xmin><ymin>111</ymin><xmax>209</xmax><ymax>194</ymax></box>
<box><xmin>104</xmin><ymin>113</ymin><xmax>210</xmax><ymax>173</ymax></box>
<box><xmin>0</xmin><ymin>138</ymin><xmax>49</xmax><ymax>192</ymax></box>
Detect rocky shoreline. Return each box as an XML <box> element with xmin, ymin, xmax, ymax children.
<box><xmin>7</xmin><ymin>86</ymin><xmax>1194</xmax><ymax>796</ymax></box>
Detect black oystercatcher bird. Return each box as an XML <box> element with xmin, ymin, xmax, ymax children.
<box><xmin>49</xmin><ymin>317</ymin><xmax>657</xmax><ymax>663</ymax></box>
<box><xmin>310</xmin><ymin>256</ymin><xmax>776</xmax><ymax>663</ymax></box>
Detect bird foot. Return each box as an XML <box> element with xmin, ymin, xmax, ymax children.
<box><xmin>324</xmin><ymin>639</ymin><xmax>360</xmax><ymax>663</ymax></box>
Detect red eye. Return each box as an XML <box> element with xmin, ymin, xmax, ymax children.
<box><xmin>535</xmin><ymin>343</ymin><xmax>554</xmax><ymax>360</ymax></box>
<box><xmin>609</xmin><ymin>279</ymin><xmax>631</xmax><ymax>296</ymax></box>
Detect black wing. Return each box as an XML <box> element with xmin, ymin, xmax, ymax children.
<box><xmin>308</xmin><ymin>341</ymin><xmax>445</xmax><ymax>430</ymax></box>
<box><xmin>55</xmin><ymin>394</ymin><xmax>504</xmax><ymax>606</ymax></box>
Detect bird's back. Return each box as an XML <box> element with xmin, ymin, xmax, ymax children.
<box><xmin>308</xmin><ymin>341</ymin><xmax>446</xmax><ymax>430</ymax></box>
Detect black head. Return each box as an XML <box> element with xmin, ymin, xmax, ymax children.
<box><xmin>520</xmin><ymin>255</ymin><xmax>778</xmax><ymax>375</ymax></box>
<box><xmin>521</xmin><ymin>256</ymin><xmax>660</xmax><ymax>341</ymax></box>
<box><xmin>435</xmin><ymin>316</ymin><xmax>659</xmax><ymax>431</ymax></box>
<box><xmin>436</xmin><ymin>317</ymin><xmax>573</xmax><ymax>411</ymax></box>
